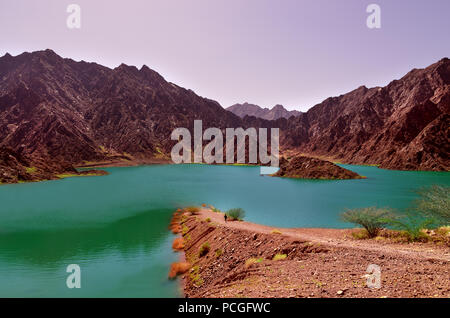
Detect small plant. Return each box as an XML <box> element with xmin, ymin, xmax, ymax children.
<box><xmin>199</xmin><ymin>242</ymin><xmax>210</xmax><ymax>257</ymax></box>
<box><xmin>205</xmin><ymin>217</ymin><xmax>211</xmax><ymax>222</ymax></box>
<box><xmin>212</xmin><ymin>207</ymin><xmax>221</xmax><ymax>213</ymax></box>
<box><xmin>271</xmin><ymin>229</ymin><xmax>282</xmax><ymax>235</ymax></box>
<box><xmin>215</xmin><ymin>248</ymin><xmax>223</xmax><ymax>257</ymax></box>
<box><xmin>185</xmin><ymin>206</ymin><xmax>200</xmax><ymax>213</ymax></box>
<box><xmin>189</xmin><ymin>266</ymin><xmax>203</xmax><ymax>287</ymax></box>
<box><xmin>245</xmin><ymin>258</ymin><xmax>263</xmax><ymax>268</ymax></box>
<box><xmin>351</xmin><ymin>229</ymin><xmax>370</xmax><ymax>240</ymax></box>
<box><xmin>226</xmin><ymin>208</ymin><xmax>246</xmax><ymax>221</ymax></box>
<box><xmin>25</xmin><ymin>167</ymin><xmax>37</xmax><ymax>174</ymax></box>
<box><xmin>340</xmin><ymin>207</ymin><xmax>397</xmax><ymax>238</ymax></box>
<box><xmin>272</xmin><ymin>254</ymin><xmax>287</xmax><ymax>261</ymax></box>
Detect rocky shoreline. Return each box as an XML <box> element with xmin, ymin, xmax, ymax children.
<box><xmin>169</xmin><ymin>208</ymin><xmax>450</xmax><ymax>298</ymax></box>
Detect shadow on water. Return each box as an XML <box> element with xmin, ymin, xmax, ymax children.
<box><xmin>0</xmin><ymin>208</ymin><xmax>173</xmax><ymax>266</ymax></box>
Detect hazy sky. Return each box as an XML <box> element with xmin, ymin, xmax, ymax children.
<box><xmin>1</xmin><ymin>0</ymin><xmax>449</xmax><ymax>111</ymax></box>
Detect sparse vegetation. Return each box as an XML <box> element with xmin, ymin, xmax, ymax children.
<box><xmin>215</xmin><ymin>248</ymin><xmax>223</xmax><ymax>257</ymax></box>
<box><xmin>199</xmin><ymin>242</ymin><xmax>210</xmax><ymax>257</ymax></box>
<box><xmin>205</xmin><ymin>217</ymin><xmax>211</xmax><ymax>222</ymax></box>
<box><xmin>271</xmin><ymin>229</ymin><xmax>282</xmax><ymax>235</ymax></box>
<box><xmin>351</xmin><ymin>229</ymin><xmax>370</xmax><ymax>240</ymax></box>
<box><xmin>168</xmin><ymin>262</ymin><xmax>190</xmax><ymax>279</ymax></box>
<box><xmin>414</xmin><ymin>185</ymin><xmax>450</xmax><ymax>226</ymax></box>
<box><xmin>226</xmin><ymin>208</ymin><xmax>246</xmax><ymax>221</ymax></box>
<box><xmin>245</xmin><ymin>258</ymin><xmax>263</xmax><ymax>268</ymax></box>
<box><xmin>389</xmin><ymin>209</ymin><xmax>434</xmax><ymax>242</ymax></box>
<box><xmin>25</xmin><ymin>166</ymin><xmax>37</xmax><ymax>174</ymax></box>
<box><xmin>340</xmin><ymin>207</ymin><xmax>397</xmax><ymax>238</ymax></box>
<box><xmin>189</xmin><ymin>265</ymin><xmax>203</xmax><ymax>287</ymax></box>
<box><xmin>272</xmin><ymin>254</ymin><xmax>287</xmax><ymax>261</ymax></box>
<box><xmin>185</xmin><ymin>206</ymin><xmax>200</xmax><ymax>213</ymax></box>
<box><xmin>182</xmin><ymin>225</ymin><xmax>189</xmax><ymax>235</ymax></box>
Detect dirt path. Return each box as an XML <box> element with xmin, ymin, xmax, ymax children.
<box><xmin>198</xmin><ymin>210</ymin><xmax>450</xmax><ymax>262</ymax></box>
<box><xmin>178</xmin><ymin>209</ymin><xmax>450</xmax><ymax>298</ymax></box>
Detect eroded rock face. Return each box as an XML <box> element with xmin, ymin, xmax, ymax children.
<box><xmin>280</xmin><ymin>58</ymin><xmax>450</xmax><ymax>171</ymax></box>
<box><xmin>0</xmin><ymin>50</ymin><xmax>448</xmax><ymax>183</ymax></box>
<box><xmin>0</xmin><ymin>50</ymin><xmax>242</xmax><ymax>182</ymax></box>
<box><xmin>0</xmin><ymin>146</ymin><xmax>58</xmax><ymax>183</ymax></box>
<box><xmin>274</xmin><ymin>155</ymin><xmax>362</xmax><ymax>180</ymax></box>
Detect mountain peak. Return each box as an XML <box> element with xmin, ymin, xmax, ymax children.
<box><xmin>272</xmin><ymin>104</ymin><xmax>285</xmax><ymax>110</ymax></box>
<box><xmin>227</xmin><ymin>103</ymin><xmax>301</xmax><ymax>120</ymax></box>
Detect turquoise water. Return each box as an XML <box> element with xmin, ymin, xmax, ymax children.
<box><xmin>0</xmin><ymin>164</ymin><xmax>448</xmax><ymax>297</ymax></box>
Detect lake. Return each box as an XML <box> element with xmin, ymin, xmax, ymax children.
<box><xmin>0</xmin><ymin>164</ymin><xmax>448</xmax><ymax>297</ymax></box>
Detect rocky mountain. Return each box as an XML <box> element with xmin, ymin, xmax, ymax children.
<box><xmin>0</xmin><ymin>49</ymin><xmax>242</xmax><ymax>182</ymax></box>
<box><xmin>280</xmin><ymin>58</ymin><xmax>449</xmax><ymax>171</ymax></box>
<box><xmin>0</xmin><ymin>50</ymin><xmax>448</xmax><ymax>183</ymax></box>
<box><xmin>227</xmin><ymin>102</ymin><xmax>302</xmax><ymax>120</ymax></box>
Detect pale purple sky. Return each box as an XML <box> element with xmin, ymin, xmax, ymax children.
<box><xmin>1</xmin><ymin>0</ymin><xmax>449</xmax><ymax>111</ymax></box>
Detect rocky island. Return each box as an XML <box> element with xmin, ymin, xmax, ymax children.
<box><xmin>274</xmin><ymin>155</ymin><xmax>364</xmax><ymax>180</ymax></box>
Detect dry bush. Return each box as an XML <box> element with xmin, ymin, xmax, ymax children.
<box><xmin>168</xmin><ymin>262</ymin><xmax>191</xmax><ymax>279</ymax></box>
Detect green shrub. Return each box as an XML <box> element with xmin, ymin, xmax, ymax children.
<box><xmin>226</xmin><ymin>208</ymin><xmax>246</xmax><ymax>221</ymax></box>
<box><xmin>340</xmin><ymin>207</ymin><xmax>397</xmax><ymax>238</ymax></box>
<box><xmin>198</xmin><ymin>242</ymin><xmax>210</xmax><ymax>257</ymax></box>
<box><xmin>389</xmin><ymin>209</ymin><xmax>434</xmax><ymax>242</ymax></box>
<box><xmin>414</xmin><ymin>185</ymin><xmax>449</xmax><ymax>226</ymax></box>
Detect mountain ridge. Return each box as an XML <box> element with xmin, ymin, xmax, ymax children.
<box><xmin>227</xmin><ymin>102</ymin><xmax>302</xmax><ymax>120</ymax></box>
<box><xmin>0</xmin><ymin>50</ymin><xmax>448</xmax><ymax>183</ymax></box>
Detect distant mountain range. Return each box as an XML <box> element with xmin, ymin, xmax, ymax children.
<box><xmin>0</xmin><ymin>50</ymin><xmax>448</xmax><ymax>182</ymax></box>
<box><xmin>227</xmin><ymin>103</ymin><xmax>302</xmax><ymax>120</ymax></box>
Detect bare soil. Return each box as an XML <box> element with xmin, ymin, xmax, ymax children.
<box><xmin>176</xmin><ymin>209</ymin><xmax>450</xmax><ymax>298</ymax></box>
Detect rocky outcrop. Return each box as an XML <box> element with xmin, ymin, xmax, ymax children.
<box><xmin>0</xmin><ymin>146</ymin><xmax>58</xmax><ymax>183</ymax></box>
<box><xmin>274</xmin><ymin>155</ymin><xmax>363</xmax><ymax>179</ymax></box>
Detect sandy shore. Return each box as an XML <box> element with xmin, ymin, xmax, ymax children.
<box><xmin>172</xmin><ymin>209</ymin><xmax>450</xmax><ymax>298</ymax></box>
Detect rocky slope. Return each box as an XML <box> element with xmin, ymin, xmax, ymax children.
<box><xmin>280</xmin><ymin>58</ymin><xmax>450</xmax><ymax>171</ymax></box>
<box><xmin>175</xmin><ymin>209</ymin><xmax>450</xmax><ymax>298</ymax></box>
<box><xmin>0</xmin><ymin>50</ymin><xmax>242</xmax><ymax>181</ymax></box>
<box><xmin>227</xmin><ymin>102</ymin><xmax>302</xmax><ymax>120</ymax></box>
<box><xmin>0</xmin><ymin>146</ymin><xmax>65</xmax><ymax>183</ymax></box>
<box><xmin>274</xmin><ymin>155</ymin><xmax>363</xmax><ymax>179</ymax></box>
<box><xmin>0</xmin><ymin>50</ymin><xmax>448</xmax><ymax>183</ymax></box>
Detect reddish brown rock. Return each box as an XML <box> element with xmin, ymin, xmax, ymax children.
<box><xmin>279</xmin><ymin>58</ymin><xmax>450</xmax><ymax>171</ymax></box>
<box><xmin>274</xmin><ymin>155</ymin><xmax>363</xmax><ymax>180</ymax></box>
<box><xmin>0</xmin><ymin>50</ymin><xmax>448</xmax><ymax>183</ymax></box>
